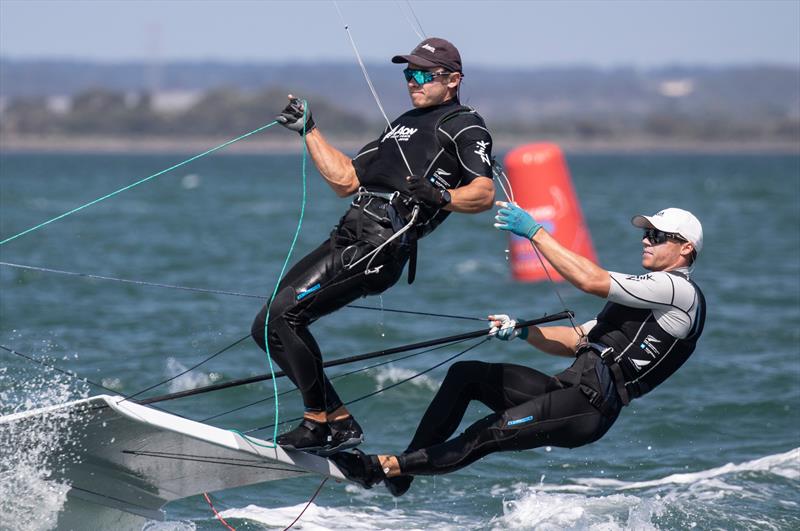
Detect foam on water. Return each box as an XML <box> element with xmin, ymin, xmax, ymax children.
<box><xmin>372</xmin><ymin>365</ymin><xmax>440</xmax><ymax>392</ymax></box>
<box><xmin>573</xmin><ymin>447</ymin><xmax>800</xmax><ymax>490</ymax></box>
<box><xmin>165</xmin><ymin>356</ymin><xmax>222</xmax><ymax>393</ymax></box>
<box><xmin>0</xmin><ymin>364</ymin><xmax>89</xmax><ymax>531</ymax></box>
<box><xmin>491</xmin><ymin>448</ymin><xmax>800</xmax><ymax>530</ymax></box>
<box><xmin>216</xmin><ymin>501</ymin><xmax>480</xmax><ymax>531</ymax></box>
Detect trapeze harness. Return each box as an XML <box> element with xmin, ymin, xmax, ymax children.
<box><xmin>396</xmin><ymin>270</ymin><xmax>706</xmax><ymax>476</ymax></box>
<box><xmin>251</xmin><ymin>99</ymin><xmax>494</xmax><ymax>413</ymax></box>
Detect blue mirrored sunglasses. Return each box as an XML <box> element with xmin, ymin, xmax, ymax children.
<box><xmin>403</xmin><ymin>68</ymin><xmax>451</xmax><ymax>85</ymax></box>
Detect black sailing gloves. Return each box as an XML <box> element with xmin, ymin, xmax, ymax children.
<box><xmin>276</xmin><ymin>96</ymin><xmax>316</xmax><ymax>136</ymax></box>
<box><xmin>406</xmin><ymin>175</ymin><xmax>451</xmax><ymax>209</ymax></box>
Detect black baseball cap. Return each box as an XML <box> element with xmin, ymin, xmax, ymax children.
<box><xmin>392</xmin><ymin>37</ymin><xmax>462</xmax><ymax>73</ymax></box>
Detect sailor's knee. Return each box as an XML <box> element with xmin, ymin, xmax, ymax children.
<box><xmin>251</xmin><ymin>307</ymin><xmax>268</xmax><ymax>349</ymax></box>
<box><xmin>445</xmin><ymin>360</ymin><xmax>489</xmax><ymax>382</ymax></box>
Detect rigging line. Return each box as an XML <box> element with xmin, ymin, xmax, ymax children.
<box><xmin>258</xmin><ymin>102</ymin><xmax>312</xmax><ymax>447</ymax></box>
<box><xmin>529</xmin><ymin>241</ymin><xmax>583</xmax><ymax>335</ymax></box>
<box><xmin>202</xmin><ymin>493</ymin><xmax>236</xmax><ymax>531</ymax></box>
<box><xmin>246</xmin><ymin>337</ymin><xmax>489</xmax><ymax>434</ymax></box>
<box><xmin>0</xmin><ymin>121</ymin><xmax>279</xmax><ymax>246</ymax></box>
<box><xmin>122</xmin><ymin>301</ymin><xmax>477</xmax><ymax>406</ymax></box>
<box><xmin>332</xmin><ymin>1</ymin><xmax>414</xmax><ymax>177</ymax></box>
<box><xmin>492</xmin><ymin>160</ymin><xmax>515</xmax><ymax>203</ymax></box>
<box><xmin>497</xmin><ymin>174</ymin><xmax>582</xmax><ymax>335</ymax></box>
<box><xmin>0</xmin><ymin>261</ymin><xmax>485</xmax><ymax>321</ymax></box>
<box><xmin>122</xmin><ymin>450</ymin><xmax>301</xmax><ymax>472</ymax></box>
<box><xmin>118</xmin><ymin>333</ymin><xmax>252</xmax><ymax>403</ymax></box>
<box><xmin>199</xmin><ymin>335</ymin><xmax>474</xmax><ymax>422</ymax></box>
<box><xmin>0</xmin><ymin>343</ymin><xmax>118</xmax><ymax>394</ymax></box>
<box><xmin>282</xmin><ymin>477</ymin><xmax>328</xmax><ymax>531</ymax></box>
<box><xmin>405</xmin><ymin>0</ymin><xmax>427</xmax><ymax>38</ymax></box>
<box><xmin>0</xmin><ymin>344</ymin><xmax>180</xmax><ymax>417</ymax></box>
<box><xmin>136</xmin><ymin>312</ymin><xmax>572</xmax><ymax>406</ymax></box>
<box><xmin>394</xmin><ymin>0</ymin><xmax>425</xmax><ymax>40</ymax></box>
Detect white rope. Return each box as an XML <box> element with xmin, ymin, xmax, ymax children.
<box><xmin>394</xmin><ymin>0</ymin><xmax>425</xmax><ymax>40</ymax></box>
<box><xmin>332</xmin><ymin>1</ymin><xmax>414</xmax><ymax>176</ymax></box>
<box><xmin>497</xmin><ymin>170</ymin><xmax>582</xmax><ymax>336</ymax></box>
<box><xmin>345</xmin><ymin>206</ymin><xmax>420</xmax><ymax>273</ymax></box>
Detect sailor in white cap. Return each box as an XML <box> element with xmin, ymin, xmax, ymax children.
<box><xmin>333</xmin><ymin>204</ymin><xmax>706</xmax><ymax>497</ymax></box>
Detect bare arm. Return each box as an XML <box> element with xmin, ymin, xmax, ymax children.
<box><xmin>529</xmin><ymin>229</ymin><xmax>610</xmax><ymax>297</ymax></box>
<box><xmin>445</xmin><ymin>176</ymin><xmax>495</xmax><ymax>213</ymax></box>
<box><xmin>524</xmin><ymin>325</ymin><xmax>584</xmax><ymax>357</ymax></box>
<box><xmin>304</xmin><ymin>129</ymin><xmax>360</xmax><ymax>197</ymax></box>
<box><xmin>490</xmin><ymin>316</ymin><xmax>586</xmax><ymax>358</ymax></box>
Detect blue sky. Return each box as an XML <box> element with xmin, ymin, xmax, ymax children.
<box><xmin>1</xmin><ymin>0</ymin><xmax>798</xmax><ymax>68</ymax></box>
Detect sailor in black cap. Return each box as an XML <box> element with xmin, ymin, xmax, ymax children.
<box><xmin>251</xmin><ymin>38</ymin><xmax>495</xmax><ymax>456</ymax></box>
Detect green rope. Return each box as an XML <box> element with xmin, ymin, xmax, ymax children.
<box><xmin>254</xmin><ymin>102</ymin><xmax>311</xmax><ymax>449</ymax></box>
<box><xmin>0</xmin><ymin>121</ymin><xmax>279</xmax><ymax>246</ymax></box>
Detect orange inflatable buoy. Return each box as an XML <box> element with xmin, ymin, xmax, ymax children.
<box><xmin>503</xmin><ymin>143</ymin><xmax>598</xmax><ymax>282</ymax></box>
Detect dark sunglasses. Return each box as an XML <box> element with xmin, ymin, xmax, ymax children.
<box><xmin>403</xmin><ymin>68</ymin><xmax>451</xmax><ymax>85</ymax></box>
<box><xmin>643</xmin><ymin>228</ymin><xmax>687</xmax><ymax>245</ymax></box>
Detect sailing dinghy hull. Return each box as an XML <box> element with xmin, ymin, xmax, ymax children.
<box><xmin>1</xmin><ymin>394</ymin><xmax>344</xmax><ymax>522</ymax></box>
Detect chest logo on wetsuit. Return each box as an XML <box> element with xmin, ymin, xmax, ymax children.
<box><xmin>382</xmin><ymin>124</ymin><xmax>418</xmax><ymax>142</ymax></box>
<box><xmin>474</xmin><ymin>140</ymin><xmax>491</xmax><ymax>165</ymax></box>
<box><xmin>638</xmin><ymin>334</ymin><xmax>662</xmax><ymax>360</ymax></box>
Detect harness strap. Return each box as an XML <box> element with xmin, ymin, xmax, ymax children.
<box><xmin>606</xmin><ymin>362</ymin><xmax>631</xmax><ymax>406</ymax></box>
<box><xmin>348</xmin><ymin>187</ymin><xmax>422</xmax><ymax>284</ymax></box>
<box><xmin>578</xmin><ymin>384</ymin><xmax>618</xmax><ymax>417</ymax></box>
<box><xmin>407</xmin><ymin>239</ymin><xmax>417</xmax><ymax>284</ymax></box>
<box><xmin>577</xmin><ymin>342</ymin><xmax>632</xmax><ymax>406</ymax></box>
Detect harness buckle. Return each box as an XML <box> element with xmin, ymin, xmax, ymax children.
<box><xmin>589</xmin><ymin>342</ymin><xmax>614</xmax><ymax>360</ymax></box>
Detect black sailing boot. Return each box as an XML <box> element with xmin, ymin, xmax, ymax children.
<box><xmin>317</xmin><ymin>415</ymin><xmax>364</xmax><ymax>457</ymax></box>
<box><xmin>384</xmin><ymin>475</ymin><xmax>414</xmax><ymax>497</ymax></box>
<box><xmin>330</xmin><ymin>449</ymin><xmax>385</xmax><ymax>489</ymax></box>
<box><xmin>276</xmin><ymin>418</ymin><xmax>330</xmax><ymax>453</ymax></box>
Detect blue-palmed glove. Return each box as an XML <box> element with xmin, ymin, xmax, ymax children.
<box><xmin>494</xmin><ymin>201</ymin><xmax>542</xmax><ymax>239</ymax></box>
<box><xmin>276</xmin><ymin>96</ymin><xmax>316</xmax><ymax>136</ymax></box>
<box><xmin>488</xmin><ymin>314</ymin><xmax>529</xmax><ymax>341</ymax></box>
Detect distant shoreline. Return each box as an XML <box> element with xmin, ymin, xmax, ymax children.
<box><xmin>1</xmin><ymin>134</ymin><xmax>797</xmax><ymax>155</ymax></box>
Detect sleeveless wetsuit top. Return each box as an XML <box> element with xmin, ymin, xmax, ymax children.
<box><xmin>351</xmin><ymin>99</ymin><xmax>493</xmax><ymax>235</ymax></box>
<box><xmin>584</xmin><ymin>268</ymin><xmax>706</xmax><ymax>399</ymax></box>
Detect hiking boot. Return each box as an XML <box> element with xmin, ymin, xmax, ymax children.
<box><xmin>384</xmin><ymin>475</ymin><xmax>414</xmax><ymax>497</ymax></box>
<box><xmin>317</xmin><ymin>416</ymin><xmax>364</xmax><ymax>457</ymax></box>
<box><xmin>276</xmin><ymin>418</ymin><xmax>330</xmax><ymax>452</ymax></box>
<box><xmin>330</xmin><ymin>449</ymin><xmax>384</xmax><ymax>489</ymax></box>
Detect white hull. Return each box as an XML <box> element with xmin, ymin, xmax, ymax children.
<box><xmin>1</xmin><ymin>394</ymin><xmax>344</xmax><ymax>522</ymax></box>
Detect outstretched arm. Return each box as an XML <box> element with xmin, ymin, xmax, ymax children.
<box><xmin>277</xmin><ymin>95</ymin><xmax>360</xmax><ymax>197</ymax></box>
<box><xmin>304</xmin><ymin>128</ymin><xmax>360</xmax><ymax>197</ymax></box>
<box><xmin>494</xmin><ymin>201</ymin><xmax>610</xmax><ymax>297</ymax></box>
<box><xmin>490</xmin><ymin>315</ymin><xmax>584</xmax><ymax>357</ymax></box>
<box><xmin>524</xmin><ymin>324</ymin><xmax>584</xmax><ymax>357</ymax></box>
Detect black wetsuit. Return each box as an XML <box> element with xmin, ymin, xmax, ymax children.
<box><xmin>252</xmin><ymin>99</ymin><xmax>493</xmax><ymax>413</ymax></box>
<box><xmin>397</xmin><ymin>270</ymin><xmax>706</xmax><ymax>476</ymax></box>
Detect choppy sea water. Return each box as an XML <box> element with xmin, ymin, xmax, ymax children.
<box><xmin>1</xmin><ymin>151</ymin><xmax>798</xmax><ymax>530</ymax></box>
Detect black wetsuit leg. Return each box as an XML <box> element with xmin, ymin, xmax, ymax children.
<box><xmin>251</xmin><ymin>209</ymin><xmax>408</xmax><ymax>413</ymax></box>
<box><xmin>399</xmin><ymin>355</ymin><xmax>622</xmax><ymax>476</ymax></box>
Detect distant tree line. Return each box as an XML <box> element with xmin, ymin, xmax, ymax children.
<box><xmin>1</xmin><ymin>86</ymin><xmax>798</xmax><ymax>142</ymax></box>
<box><xmin>0</xmin><ymin>87</ymin><xmax>371</xmax><ymax>138</ymax></box>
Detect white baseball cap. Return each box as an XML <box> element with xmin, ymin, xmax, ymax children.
<box><xmin>631</xmin><ymin>208</ymin><xmax>703</xmax><ymax>254</ymax></box>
